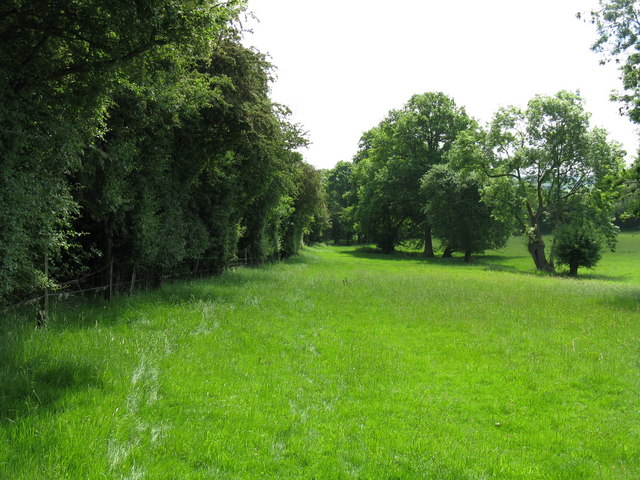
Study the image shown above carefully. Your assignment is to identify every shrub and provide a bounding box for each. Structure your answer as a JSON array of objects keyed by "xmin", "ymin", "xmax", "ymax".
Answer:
[{"xmin": 554, "ymin": 224, "xmax": 603, "ymax": 276}]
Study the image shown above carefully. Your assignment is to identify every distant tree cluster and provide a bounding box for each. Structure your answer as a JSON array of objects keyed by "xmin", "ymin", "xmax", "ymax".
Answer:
[
  {"xmin": 324, "ymin": 90, "xmax": 626, "ymax": 274},
  {"xmin": 0, "ymin": 1, "xmax": 326, "ymax": 307},
  {"xmin": 324, "ymin": 0, "xmax": 640, "ymax": 275}
]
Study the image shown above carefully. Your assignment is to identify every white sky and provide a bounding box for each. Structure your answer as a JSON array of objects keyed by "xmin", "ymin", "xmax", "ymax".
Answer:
[{"xmin": 242, "ymin": 0, "xmax": 640, "ymax": 169}]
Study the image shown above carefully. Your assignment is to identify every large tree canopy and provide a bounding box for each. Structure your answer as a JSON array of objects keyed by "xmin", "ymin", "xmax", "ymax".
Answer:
[
  {"xmin": 0, "ymin": 3, "xmax": 327, "ymax": 307},
  {"xmin": 0, "ymin": 0, "xmax": 245, "ymax": 300},
  {"xmin": 586, "ymin": 0, "xmax": 640, "ymax": 221},
  {"xmin": 450, "ymin": 91, "xmax": 625, "ymax": 272},
  {"xmin": 324, "ymin": 161, "xmax": 357, "ymax": 244},
  {"xmin": 421, "ymin": 165, "xmax": 511, "ymax": 263},
  {"xmin": 353, "ymin": 92, "xmax": 471, "ymax": 254}
]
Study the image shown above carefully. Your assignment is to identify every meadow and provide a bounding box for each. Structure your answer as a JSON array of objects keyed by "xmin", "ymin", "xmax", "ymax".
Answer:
[{"xmin": 1, "ymin": 233, "xmax": 639, "ymax": 479}]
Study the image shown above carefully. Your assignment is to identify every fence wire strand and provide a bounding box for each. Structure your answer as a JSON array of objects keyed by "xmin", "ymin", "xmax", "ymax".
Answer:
[{"xmin": 1, "ymin": 257, "xmax": 262, "ymax": 313}]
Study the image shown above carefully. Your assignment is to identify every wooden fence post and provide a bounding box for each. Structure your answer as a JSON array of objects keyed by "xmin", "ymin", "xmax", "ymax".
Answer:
[
  {"xmin": 108, "ymin": 256, "xmax": 114, "ymax": 301},
  {"xmin": 37, "ymin": 252, "xmax": 49, "ymax": 328},
  {"xmin": 130, "ymin": 267, "xmax": 136, "ymax": 295}
]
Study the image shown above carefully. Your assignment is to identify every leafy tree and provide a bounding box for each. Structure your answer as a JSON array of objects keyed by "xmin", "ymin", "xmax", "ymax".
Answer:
[
  {"xmin": 583, "ymin": 1, "xmax": 640, "ymax": 227},
  {"xmin": 585, "ymin": 0, "xmax": 640, "ymax": 124},
  {"xmin": 617, "ymin": 158, "xmax": 640, "ymax": 219},
  {"xmin": 281, "ymin": 162, "xmax": 328, "ymax": 256},
  {"xmin": 324, "ymin": 161, "xmax": 357, "ymax": 244},
  {"xmin": 352, "ymin": 117, "xmax": 404, "ymax": 252},
  {"xmin": 421, "ymin": 165, "xmax": 511, "ymax": 262},
  {"xmin": 554, "ymin": 224, "xmax": 603, "ymax": 276},
  {"xmin": 353, "ymin": 92, "xmax": 471, "ymax": 254},
  {"xmin": 236, "ymin": 101, "xmax": 311, "ymax": 263},
  {"xmin": 306, "ymin": 170, "xmax": 331, "ymax": 244},
  {"xmin": 452, "ymin": 91, "xmax": 625, "ymax": 272},
  {"xmin": 0, "ymin": 0, "xmax": 244, "ymax": 301},
  {"xmin": 396, "ymin": 93, "xmax": 473, "ymax": 255},
  {"xmin": 0, "ymin": 4, "xmax": 327, "ymax": 307},
  {"xmin": 73, "ymin": 31, "xmax": 313, "ymax": 289},
  {"xmin": 554, "ymin": 192, "xmax": 618, "ymax": 275}
]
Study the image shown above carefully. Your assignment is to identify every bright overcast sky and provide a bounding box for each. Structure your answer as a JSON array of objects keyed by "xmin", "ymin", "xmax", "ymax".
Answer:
[{"xmin": 242, "ymin": 0, "xmax": 640, "ymax": 170}]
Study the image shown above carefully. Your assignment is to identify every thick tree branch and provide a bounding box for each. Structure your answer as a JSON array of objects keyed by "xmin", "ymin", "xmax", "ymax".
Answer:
[{"xmin": 561, "ymin": 175, "xmax": 586, "ymax": 200}]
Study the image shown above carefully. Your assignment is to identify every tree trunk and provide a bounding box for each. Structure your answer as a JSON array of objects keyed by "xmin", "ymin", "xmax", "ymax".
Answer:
[
  {"xmin": 548, "ymin": 234, "xmax": 557, "ymax": 270},
  {"xmin": 193, "ymin": 256, "xmax": 200, "ymax": 278},
  {"xmin": 524, "ymin": 203, "xmax": 553, "ymax": 273},
  {"xmin": 130, "ymin": 267, "xmax": 136, "ymax": 295},
  {"xmin": 37, "ymin": 252, "xmax": 49, "ymax": 328},
  {"xmin": 569, "ymin": 263, "xmax": 578, "ymax": 276},
  {"xmin": 378, "ymin": 221, "xmax": 397, "ymax": 253},
  {"xmin": 442, "ymin": 247, "xmax": 453, "ymax": 258},
  {"xmin": 105, "ymin": 236, "xmax": 113, "ymax": 301},
  {"xmin": 464, "ymin": 250, "xmax": 472, "ymax": 263},
  {"xmin": 527, "ymin": 234, "xmax": 554, "ymax": 272},
  {"xmin": 423, "ymin": 223, "xmax": 435, "ymax": 258},
  {"xmin": 379, "ymin": 237, "xmax": 395, "ymax": 253},
  {"xmin": 108, "ymin": 256, "xmax": 113, "ymax": 301}
]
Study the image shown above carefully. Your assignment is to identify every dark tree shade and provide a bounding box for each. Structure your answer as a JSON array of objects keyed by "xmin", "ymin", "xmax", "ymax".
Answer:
[
  {"xmin": 0, "ymin": 5, "xmax": 328, "ymax": 306},
  {"xmin": 353, "ymin": 92, "xmax": 472, "ymax": 254},
  {"xmin": 324, "ymin": 161, "xmax": 356, "ymax": 245},
  {"xmin": 421, "ymin": 165, "xmax": 511, "ymax": 262}
]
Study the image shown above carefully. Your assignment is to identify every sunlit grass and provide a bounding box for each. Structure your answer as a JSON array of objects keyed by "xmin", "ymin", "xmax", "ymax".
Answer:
[
  {"xmin": 479, "ymin": 230, "xmax": 640, "ymax": 282},
  {"xmin": 1, "ymin": 234, "xmax": 639, "ymax": 478}
]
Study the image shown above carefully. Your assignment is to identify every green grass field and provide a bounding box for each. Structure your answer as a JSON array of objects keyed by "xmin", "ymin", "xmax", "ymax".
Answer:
[
  {"xmin": 478, "ymin": 230, "xmax": 640, "ymax": 283},
  {"xmin": 1, "ymin": 233, "xmax": 639, "ymax": 479}
]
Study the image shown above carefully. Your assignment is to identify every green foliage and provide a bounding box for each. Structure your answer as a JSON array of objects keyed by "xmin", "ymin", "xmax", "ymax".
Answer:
[
  {"xmin": 281, "ymin": 162, "xmax": 328, "ymax": 256},
  {"xmin": 617, "ymin": 157, "xmax": 640, "ymax": 220},
  {"xmin": 0, "ymin": 0, "xmax": 245, "ymax": 301},
  {"xmin": 583, "ymin": 1, "xmax": 640, "ymax": 227},
  {"xmin": 586, "ymin": 0, "xmax": 640, "ymax": 124},
  {"xmin": 324, "ymin": 161, "xmax": 357, "ymax": 244},
  {"xmin": 454, "ymin": 91, "xmax": 625, "ymax": 272},
  {"xmin": 554, "ymin": 224, "xmax": 603, "ymax": 275},
  {"xmin": 421, "ymin": 165, "xmax": 511, "ymax": 261},
  {"xmin": 353, "ymin": 92, "xmax": 471, "ymax": 253},
  {"xmin": 552, "ymin": 194, "xmax": 618, "ymax": 275},
  {"xmin": 0, "ymin": 4, "xmax": 327, "ymax": 305}
]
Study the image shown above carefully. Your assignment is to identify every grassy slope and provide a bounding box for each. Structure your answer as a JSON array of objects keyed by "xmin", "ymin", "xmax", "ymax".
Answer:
[{"xmin": 1, "ymin": 234, "xmax": 639, "ymax": 479}]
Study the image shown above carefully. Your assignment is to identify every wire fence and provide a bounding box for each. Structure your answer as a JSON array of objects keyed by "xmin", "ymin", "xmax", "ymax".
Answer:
[{"xmin": 1, "ymin": 255, "xmax": 264, "ymax": 317}]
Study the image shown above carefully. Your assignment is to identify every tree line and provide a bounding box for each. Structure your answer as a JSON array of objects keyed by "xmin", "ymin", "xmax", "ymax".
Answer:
[
  {"xmin": 323, "ymin": 90, "xmax": 626, "ymax": 275},
  {"xmin": 323, "ymin": 1, "xmax": 640, "ymax": 276},
  {"xmin": 3, "ymin": 0, "xmax": 639, "ymax": 310},
  {"xmin": 0, "ymin": 1, "xmax": 328, "ymax": 309},
  {"xmin": 323, "ymin": 2, "xmax": 640, "ymax": 275}
]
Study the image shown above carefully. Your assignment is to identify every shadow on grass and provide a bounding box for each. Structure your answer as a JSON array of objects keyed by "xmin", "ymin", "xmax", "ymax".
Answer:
[
  {"xmin": 0, "ymin": 252, "xmax": 320, "ymax": 424},
  {"xmin": 478, "ymin": 263, "xmax": 521, "ymax": 274},
  {"xmin": 556, "ymin": 271, "xmax": 631, "ymax": 283},
  {"xmin": 339, "ymin": 246, "xmax": 447, "ymax": 263},
  {"xmin": 603, "ymin": 290, "xmax": 640, "ymax": 311},
  {"xmin": 340, "ymin": 246, "xmax": 526, "ymax": 270},
  {"xmin": 340, "ymin": 247, "xmax": 638, "ymax": 285},
  {"xmin": 0, "ymin": 333, "xmax": 102, "ymax": 422}
]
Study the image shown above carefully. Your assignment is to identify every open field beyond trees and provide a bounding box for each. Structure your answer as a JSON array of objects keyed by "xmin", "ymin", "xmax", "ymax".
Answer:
[{"xmin": 1, "ymin": 233, "xmax": 640, "ymax": 479}]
